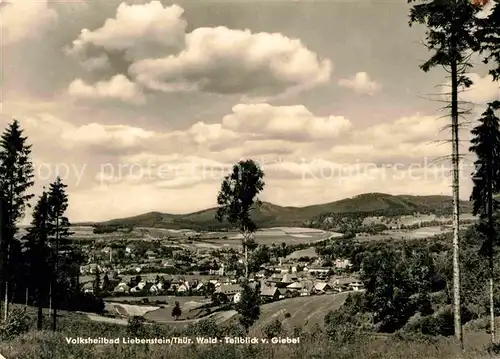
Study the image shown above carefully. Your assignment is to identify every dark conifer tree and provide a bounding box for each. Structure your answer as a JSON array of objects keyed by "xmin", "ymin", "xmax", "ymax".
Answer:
[
  {"xmin": 0, "ymin": 120, "xmax": 35, "ymax": 320},
  {"xmin": 470, "ymin": 103, "xmax": 500, "ymax": 343},
  {"xmin": 26, "ymin": 191, "xmax": 51, "ymax": 330}
]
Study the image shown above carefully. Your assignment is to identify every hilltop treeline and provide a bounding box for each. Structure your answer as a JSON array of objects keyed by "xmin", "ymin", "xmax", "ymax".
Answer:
[{"xmin": 92, "ymin": 224, "xmax": 134, "ymax": 234}]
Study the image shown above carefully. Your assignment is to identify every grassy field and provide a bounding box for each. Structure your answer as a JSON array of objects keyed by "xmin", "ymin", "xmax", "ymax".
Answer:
[
  {"xmin": 1, "ymin": 312, "xmax": 497, "ymax": 359},
  {"xmin": 1, "ymin": 300, "xmax": 498, "ymax": 359},
  {"xmin": 249, "ymin": 292, "xmax": 350, "ymax": 332},
  {"xmin": 355, "ymin": 225, "xmax": 462, "ymax": 242},
  {"xmin": 94, "ymin": 293, "xmax": 349, "ymax": 329},
  {"xmin": 196, "ymin": 228, "xmax": 337, "ymax": 248}
]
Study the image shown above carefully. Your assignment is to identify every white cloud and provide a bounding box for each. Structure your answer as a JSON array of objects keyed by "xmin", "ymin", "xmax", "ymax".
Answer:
[
  {"xmin": 67, "ymin": 1, "xmax": 187, "ymax": 62},
  {"xmin": 356, "ymin": 114, "xmax": 447, "ymax": 145},
  {"xmin": 18, "ymin": 114, "xmax": 155, "ymax": 152},
  {"xmin": 68, "ymin": 75, "xmax": 146, "ymax": 104},
  {"xmin": 4, "ymin": 104, "xmax": 475, "ymax": 222},
  {"xmin": 220, "ymin": 103, "xmax": 352, "ymax": 141},
  {"xmin": 68, "ymin": 2, "xmax": 332, "ymax": 98},
  {"xmin": 80, "ymin": 55, "xmax": 111, "ymax": 72},
  {"xmin": 129, "ymin": 26, "xmax": 332, "ymax": 97},
  {"xmin": 338, "ymin": 72, "xmax": 381, "ymax": 95},
  {"xmin": 441, "ymin": 73, "xmax": 499, "ymax": 105},
  {"xmin": 462, "ymin": 73, "xmax": 500, "ymax": 104},
  {"xmin": 1, "ymin": 0, "xmax": 58, "ymax": 45}
]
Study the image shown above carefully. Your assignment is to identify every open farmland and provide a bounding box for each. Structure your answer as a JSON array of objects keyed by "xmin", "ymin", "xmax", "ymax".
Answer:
[
  {"xmin": 210, "ymin": 292, "xmax": 351, "ymax": 332},
  {"xmin": 356, "ymin": 223, "xmax": 474, "ymax": 241},
  {"xmin": 93, "ymin": 292, "xmax": 350, "ymax": 329},
  {"xmin": 196, "ymin": 227, "xmax": 340, "ymax": 248},
  {"xmin": 286, "ymin": 246, "xmax": 318, "ymax": 260},
  {"xmin": 105, "ymin": 302, "xmax": 160, "ymax": 317}
]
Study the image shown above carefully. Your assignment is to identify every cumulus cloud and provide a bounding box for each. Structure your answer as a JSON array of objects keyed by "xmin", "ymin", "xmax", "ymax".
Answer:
[
  {"xmin": 338, "ymin": 72, "xmax": 381, "ymax": 95},
  {"xmin": 129, "ymin": 26, "xmax": 332, "ymax": 97},
  {"xmin": 356, "ymin": 114, "xmax": 447, "ymax": 145},
  {"xmin": 461, "ymin": 73, "xmax": 500, "ymax": 104},
  {"xmin": 5, "ymin": 103, "xmax": 474, "ymax": 222},
  {"xmin": 221, "ymin": 103, "xmax": 352, "ymax": 141},
  {"xmin": 1, "ymin": 0, "xmax": 58, "ymax": 45},
  {"xmin": 19, "ymin": 114, "xmax": 155, "ymax": 152},
  {"xmin": 68, "ymin": 74, "xmax": 146, "ymax": 104},
  {"xmin": 67, "ymin": 1, "xmax": 187, "ymax": 62},
  {"xmin": 441, "ymin": 73, "xmax": 499, "ymax": 105},
  {"xmin": 67, "ymin": 2, "xmax": 332, "ymax": 98}
]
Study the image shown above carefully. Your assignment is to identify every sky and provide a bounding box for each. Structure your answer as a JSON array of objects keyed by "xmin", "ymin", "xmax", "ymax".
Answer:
[{"xmin": 1, "ymin": 0, "xmax": 499, "ymax": 223}]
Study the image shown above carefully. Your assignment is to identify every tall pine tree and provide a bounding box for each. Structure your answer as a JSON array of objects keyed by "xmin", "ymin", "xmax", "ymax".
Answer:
[
  {"xmin": 470, "ymin": 103, "xmax": 500, "ymax": 343},
  {"xmin": 47, "ymin": 177, "xmax": 73, "ymax": 331},
  {"xmin": 26, "ymin": 191, "xmax": 51, "ymax": 330},
  {"xmin": 0, "ymin": 119, "xmax": 35, "ymax": 320},
  {"xmin": 408, "ymin": 0, "xmax": 481, "ymax": 347}
]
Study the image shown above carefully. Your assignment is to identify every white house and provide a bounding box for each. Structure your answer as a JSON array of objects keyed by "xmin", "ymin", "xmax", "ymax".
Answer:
[
  {"xmin": 305, "ymin": 266, "xmax": 331, "ymax": 275},
  {"xmin": 82, "ymin": 282, "xmax": 93, "ymax": 294},
  {"xmin": 335, "ymin": 259, "xmax": 352, "ymax": 269},
  {"xmin": 195, "ymin": 282, "xmax": 204, "ymax": 292},
  {"xmin": 113, "ymin": 282, "xmax": 130, "ymax": 293},
  {"xmin": 287, "ymin": 282, "xmax": 303, "ymax": 291},
  {"xmin": 349, "ymin": 281, "xmax": 364, "ymax": 292},
  {"xmin": 218, "ymin": 264, "xmax": 225, "ymax": 276},
  {"xmin": 299, "ymin": 288, "xmax": 311, "ymax": 296},
  {"xmin": 233, "ymin": 292, "xmax": 242, "ymax": 303},
  {"xmin": 215, "ymin": 284, "xmax": 242, "ymax": 301},
  {"xmin": 125, "ymin": 246, "xmax": 135, "ymax": 254},
  {"xmin": 314, "ymin": 282, "xmax": 332, "ymax": 293}
]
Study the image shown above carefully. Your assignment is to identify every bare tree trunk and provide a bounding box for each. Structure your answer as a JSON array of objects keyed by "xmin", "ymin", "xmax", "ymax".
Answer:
[
  {"xmin": 490, "ymin": 275, "xmax": 496, "ymax": 343},
  {"xmin": 0, "ymin": 198, "xmax": 3, "ymax": 321},
  {"xmin": 4, "ymin": 245, "xmax": 9, "ymax": 321},
  {"xmin": 451, "ymin": 46, "xmax": 463, "ymax": 349},
  {"xmin": 49, "ymin": 281, "xmax": 52, "ymax": 312},
  {"xmin": 25, "ymin": 287, "xmax": 28, "ymax": 307},
  {"xmin": 243, "ymin": 233, "xmax": 248, "ymax": 279},
  {"xmin": 3, "ymin": 278, "xmax": 8, "ymax": 320},
  {"xmin": 488, "ymin": 155, "xmax": 496, "ymax": 343},
  {"xmin": 52, "ymin": 216, "xmax": 59, "ymax": 332}
]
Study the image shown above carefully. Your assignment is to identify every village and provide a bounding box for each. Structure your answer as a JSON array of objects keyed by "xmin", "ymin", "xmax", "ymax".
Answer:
[{"xmin": 77, "ymin": 231, "xmax": 364, "ymax": 308}]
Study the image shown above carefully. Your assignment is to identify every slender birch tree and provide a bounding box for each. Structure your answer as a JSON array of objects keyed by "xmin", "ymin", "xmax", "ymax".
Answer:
[{"xmin": 216, "ymin": 159, "xmax": 265, "ymax": 278}]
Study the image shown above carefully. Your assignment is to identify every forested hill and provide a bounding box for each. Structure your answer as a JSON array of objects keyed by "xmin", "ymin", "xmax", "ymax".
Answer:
[{"xmin": 77, "ymin": 193, "xmax": 473, "ymax": 230}]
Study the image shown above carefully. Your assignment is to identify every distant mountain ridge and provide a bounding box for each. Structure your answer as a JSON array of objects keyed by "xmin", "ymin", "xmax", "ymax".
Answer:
[{"xmin": 77, "ymin": 193, "xmax": 473, "ymax": 230}]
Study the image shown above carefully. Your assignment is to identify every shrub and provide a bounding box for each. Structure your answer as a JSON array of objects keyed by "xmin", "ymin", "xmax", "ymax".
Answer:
[
  {"xmin": 127, "ymin": 316, "xmax": 146, "ymax": 337},
  {"xmin": 0, "ymin": 308, "xmax": 31, "ymax": 340},
  {"xmin": 263, "ymin": 319, "xmax": 283, "ymax": 339}
]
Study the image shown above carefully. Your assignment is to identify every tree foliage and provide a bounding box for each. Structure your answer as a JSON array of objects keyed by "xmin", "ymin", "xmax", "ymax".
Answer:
[
  {"xmin": 0, "ymin": 120, "xmax": 35, "ymax": 318},
  {"xmin": 216, "ymin": 159, "xmax": 265, "ymax": 277},
  {"xmin": 236, "ymin": 280, "xmax": 261, "ymax": 333},
  {"xmin": 172, "ymin": 301, "xmax": 182, "ymax": 320},
  {"xmin": 470, "ymin": 104, "xmax": 500, "ymax": 219}
]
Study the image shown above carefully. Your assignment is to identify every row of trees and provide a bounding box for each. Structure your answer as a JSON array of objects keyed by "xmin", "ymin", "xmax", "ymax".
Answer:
[
  {"xmin": 0, "ymin": 120, "xmax": 92, "ymax": 332},
  {"xmin": 408, "ymin": 0, "xmax": 500, "ymax": 348}
]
